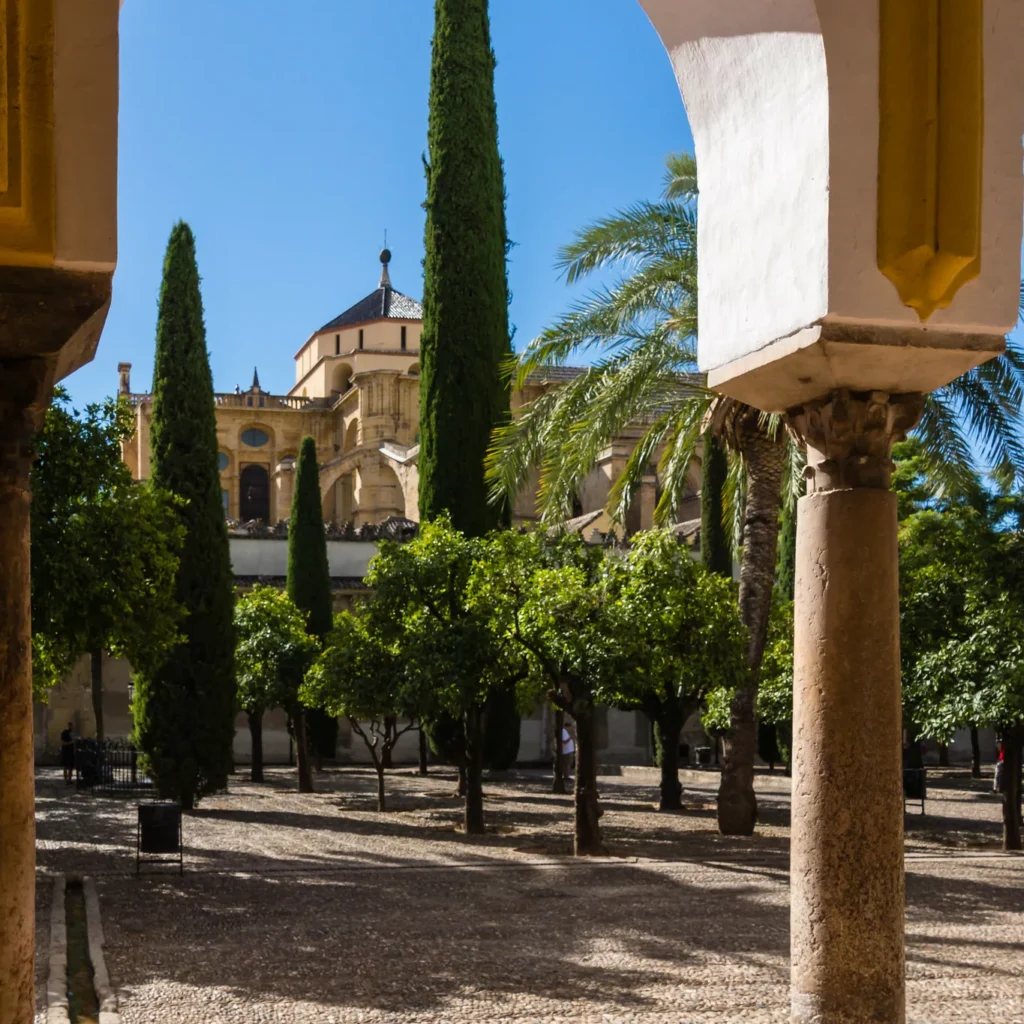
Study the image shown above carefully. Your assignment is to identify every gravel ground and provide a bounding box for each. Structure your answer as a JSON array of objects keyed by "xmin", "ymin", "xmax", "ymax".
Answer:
[{"xmin": 33, "ymin": 764, "xmax": 1024, "ymax": 1023}]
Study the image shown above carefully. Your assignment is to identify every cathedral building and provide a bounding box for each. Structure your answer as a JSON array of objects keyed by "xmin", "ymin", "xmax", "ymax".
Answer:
[{"xmin": 119, "ymin": 249, "xmax": 701, "ymax": 534}]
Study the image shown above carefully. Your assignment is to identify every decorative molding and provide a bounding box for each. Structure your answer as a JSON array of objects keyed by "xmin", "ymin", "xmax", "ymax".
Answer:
[
  {"xmin": 878, "ymin": 0, "xmax": 984, "ymax": 321},
  {"xmin": 0, "ymin": 0, "xmax": 55, "ymax": 267},
  {"xmin": 787, "ymin": 389, "xmax": 924, "ymax": 492}
]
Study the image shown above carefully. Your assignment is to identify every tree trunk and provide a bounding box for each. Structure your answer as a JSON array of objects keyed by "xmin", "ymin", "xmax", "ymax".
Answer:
[
  {"xmin": 1002, "ymin": 725, "xmax": 1023, "ymax": 853},
  {"xmin": 970, "ymin": 726, "xmax": 981, "ymax": 778},
  {"xmin": 938, "ymin": 742, "xmax": 950, "ymax": 768},
  {"xmin": 90, "ymin": 647, "xmax": 104, "ymax": 742},
  {"xmin": 382, "ymin": 716, "xmax": 396, "ymax": 769},
  {"xmin": 464, "ymin": 705, "xmax": 485, "ymax": 834},
  {"xmin": 418, "ymin": 726, "xmax": 429, "ymax": 775},
  {"xmin": 655, "ymin": 705, "xmax": 683, "ymax": 811},
  {"xmin": 552, "ymin": 707, "xmax": 567, "ymax": 795},
  {"xmin": 456, "ymin": 761, "xmax": 467, "ymax": 797},
  {"xmin": 295, "ymin": 709, "xmax": 314, "ymax": 793},
  {"xmin": 573, "ymin": 700, "xmax": 603, "ymax": 855},
  {"xmin": 717, "ymin": 412, "xmax": 785, "ymax": 836},
  {"xmin": 375, "ymin": 763, "xmax": 387, "ymax": 812},
  {"xmin": 248, "ymin": 711, "xmax": 264, "ymax": 783}
]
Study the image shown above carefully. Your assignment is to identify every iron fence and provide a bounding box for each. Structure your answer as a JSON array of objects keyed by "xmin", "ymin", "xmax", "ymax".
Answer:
[{"xmin": 74, "ymin": 738, "xmax": 153, "ymax": 795}]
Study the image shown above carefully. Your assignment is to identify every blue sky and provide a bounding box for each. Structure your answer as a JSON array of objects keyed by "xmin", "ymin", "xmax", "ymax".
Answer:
[{"xmin": 65, "ymin": 0, "xmax": 693, "ymax": 407}]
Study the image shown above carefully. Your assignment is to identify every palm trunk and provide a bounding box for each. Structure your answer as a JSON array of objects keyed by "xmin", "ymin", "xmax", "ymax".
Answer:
[
  {"xmin": 718, "ymin": 414, "xmax": 785, "ymax": 836},
  {"xmin": 464, "ymin": 705, "xmax": 485, "ymax": 834},
  {"xmin": 90, "ymin": 648, "xmax": 104, "ymax": 742},
  {"xmin": 248, "ymin": 711, "xmax": 264, "ymax": 783},
  {"xmin": 655, "ymin": 704, "xmax": 683, "ymax": 811},
  {"xmin": 1003, "ymin": 725, "xmax": 1023, "ymax": 852},
  {"xmin": 552, "ymin": 707, "xmax": 567, "ymax": 795},
  {"xmin": 970, "ymin": 726, "xmax": 981, "ymax": 778},
  {"xmin": 573, "ymin": 699, "xmax": 603, "ymax": 855},
  {"xmin": 418, "ymin": 726, "xmax": 429, "ymax": 775},
  {"xmin": 295, "ymin": 709, "xmax": 314, "ymax": 793}
]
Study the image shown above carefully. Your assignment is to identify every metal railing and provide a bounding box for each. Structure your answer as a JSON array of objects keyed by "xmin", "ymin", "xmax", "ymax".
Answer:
[{"xmin": 74, "ymin": 738, "xmax": 153, "ymax": 795}]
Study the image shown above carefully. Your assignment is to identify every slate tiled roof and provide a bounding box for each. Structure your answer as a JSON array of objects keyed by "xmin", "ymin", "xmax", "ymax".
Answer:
[{"xmin": 318, "ymin": 287, "xmax": 423, "ymax": 333}]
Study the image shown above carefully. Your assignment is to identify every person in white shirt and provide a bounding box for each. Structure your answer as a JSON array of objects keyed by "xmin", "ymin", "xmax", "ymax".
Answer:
[{"xmin": 560, "ymin": 725, "xmax": 576, "ymax": 779}]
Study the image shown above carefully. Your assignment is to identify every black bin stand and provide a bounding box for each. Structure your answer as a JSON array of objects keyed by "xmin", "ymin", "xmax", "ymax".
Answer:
[{"xmin": 137, "ymin": 802, "xmax": 183, "ymax": 875}]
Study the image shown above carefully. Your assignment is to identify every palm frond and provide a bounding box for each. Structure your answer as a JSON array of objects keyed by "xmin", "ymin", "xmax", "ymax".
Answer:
[
  {"xmin": 556, "ymin": 201, "xmax": 696, "ymax": 285},
  {"xmin": 663, "ymin": 152, "xmax": 698, "ymax": 202}
]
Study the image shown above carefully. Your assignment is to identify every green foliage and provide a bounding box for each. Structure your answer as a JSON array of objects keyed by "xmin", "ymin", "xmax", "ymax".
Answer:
[
  {"xmin": 134, "ymin": 222, "xmax": 236, "ymax": 808},
  {"xmin": 700, "ymin": 430, "xmax": 732, "ymax": 577},
  {"xmin": 303, "ymin": 611, "xmax": 408, "ymax": 724},
  {"xmin": 775, "ymin": 502, "xmax": 796, "ymax": 601},
  {"xmin": 419, "ymin": 0, "xmax": 511, "ymax": 537},
  {"xmin": 30, "ymin": 388, "xmax": 185, "ymax": 701},
  {"xmin": 611, "ymin": 531, "xmax": 747, "ymax": 712},
  {"xmin": 235, "ymin": 586, "xmax": 317, "ymax": 717},
  {"xmin": 755, "ymin": 600, "xmax": 794, "ymax": 727},
  {"xmin": 287, "ymin": 436, "xmax": 333, "ymax": 641},
  {"xmin": 897, "ymin": 465, "xmax": 1024, "ymax": 740},
  {"xmin": 303, "ymin": 609, "xmax": 422, "ymax": 805}
]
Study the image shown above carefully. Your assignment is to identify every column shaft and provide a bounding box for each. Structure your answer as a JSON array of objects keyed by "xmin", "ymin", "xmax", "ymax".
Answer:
[
  {"xmin": 0, "ymin": 408, "xmax": 36, "ymax": 1024},
  {"xmin": 791, "ymin": 488, "xmax": 905, "ymax": 1024}
]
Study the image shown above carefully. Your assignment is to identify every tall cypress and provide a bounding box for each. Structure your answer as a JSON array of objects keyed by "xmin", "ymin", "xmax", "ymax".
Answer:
[
  {"xmin": 287, "ymin": 436, "xmax": 333, "ymax": 792},
  {"xmin": 419, "ymin": 0, "xmax": 511, "ymax": 537},
  {"xmin": 135, "ymin": 222, "xmax": 236, "ymax": 810},
  {"xmin": 701, "ymin": 430, "xmax": 732, "ymax": 578},
  {"xmin": 776, "ymin": 500, "xmax": 797, "ymax": 601}
]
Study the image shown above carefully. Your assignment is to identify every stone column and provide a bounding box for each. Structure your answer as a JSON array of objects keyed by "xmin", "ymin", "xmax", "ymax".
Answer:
[
  {"xmin": 0, "ymin": 360, "xmax": 48, "ymax": 1024},
  {"xmin": 787, "ymin": 390, "xmax": 922, "ymax": 1024}
]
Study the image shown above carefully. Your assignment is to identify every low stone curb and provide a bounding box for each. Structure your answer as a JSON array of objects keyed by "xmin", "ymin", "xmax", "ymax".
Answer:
[
  {"xmin": 45, "ymin": 874, "xmax": 121, "ymax": 1024},
  {"xmin": 83, "ymin": 876, "xmax": 121, "ymax": 1023},
  {"xmin": 46, "ymin": 874, "xmax": 69, "ymax": 1024}
]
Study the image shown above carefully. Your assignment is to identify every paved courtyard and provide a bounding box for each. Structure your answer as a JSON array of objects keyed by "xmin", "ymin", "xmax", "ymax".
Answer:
[{"xmin": 34, "ymin": 764, "xmax": 1024, "ymax": 1024}]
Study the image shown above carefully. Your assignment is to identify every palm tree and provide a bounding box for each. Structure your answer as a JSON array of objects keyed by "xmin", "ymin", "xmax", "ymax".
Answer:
[{"xmin": 487, "ymin": 152, "xmax": 1024, "ymax": 836}]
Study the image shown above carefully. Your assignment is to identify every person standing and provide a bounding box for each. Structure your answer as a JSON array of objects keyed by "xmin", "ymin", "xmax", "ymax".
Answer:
[
  {"xmin": 560, "ymin": 724, "xmax": 576, "ymax": 780},
  {"xmin": 60, "ymin": 721, "xmax": 75, "ymax": 785},
  {"xmin": 994, "ymin": 739, "xmax": 1005, "ymax": 795}
]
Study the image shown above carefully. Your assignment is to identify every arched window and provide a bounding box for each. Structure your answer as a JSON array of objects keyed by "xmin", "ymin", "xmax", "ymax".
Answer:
[
  {"xmin": 218, "ymin": 452, "xmax": 230, "ymax": 471},
  {"xmin": 241, "ymin": 428, "xmax": 269, "ymax": 448},
  {"xmin": 239, "ymin": 465, "xmax": 270, "ymax": 523}
]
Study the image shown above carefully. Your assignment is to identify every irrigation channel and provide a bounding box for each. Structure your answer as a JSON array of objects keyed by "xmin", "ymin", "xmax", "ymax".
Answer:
[{"xmin": 65, "ymin": 880, "xmax": 99, "ymax": 1023}]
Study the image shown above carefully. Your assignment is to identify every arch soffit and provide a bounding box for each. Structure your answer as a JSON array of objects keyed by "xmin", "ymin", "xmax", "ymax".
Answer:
[{"xmin": 639, "ymin": 0, "xmax": 828, "ymax": 368}]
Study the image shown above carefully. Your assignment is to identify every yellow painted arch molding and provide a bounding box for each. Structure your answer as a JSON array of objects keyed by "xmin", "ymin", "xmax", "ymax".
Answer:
[{"xmin": 877, "ymin": 0, "xmax": 984, "ymax": 321}]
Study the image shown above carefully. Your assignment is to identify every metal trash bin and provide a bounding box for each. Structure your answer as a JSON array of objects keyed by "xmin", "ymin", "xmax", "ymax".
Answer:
[{"xmin": 136, "ymin": 802, "xmax": 183, "ymax": 875}]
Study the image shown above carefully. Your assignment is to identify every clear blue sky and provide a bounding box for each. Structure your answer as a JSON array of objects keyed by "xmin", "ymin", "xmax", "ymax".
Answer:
[{"xmin": 65, "ymin": 0, "xmax": 693, "ymax": 406}]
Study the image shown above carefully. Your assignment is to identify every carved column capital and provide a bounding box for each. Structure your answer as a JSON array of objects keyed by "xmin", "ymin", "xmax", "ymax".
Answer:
[{"xmin": 787, "ymin": 389, "xmax": 923, "ymax": 492}]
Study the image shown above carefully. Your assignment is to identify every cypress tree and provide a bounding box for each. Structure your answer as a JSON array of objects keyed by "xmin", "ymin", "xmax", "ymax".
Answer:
[
  {"xmin": 287, "ymin": 436, "xmax": 333, "ymax": 792},
  {"xmin": 700, "ymin": 430, "xmax": 732, "ymax": 578},
  {"xmin": 419, "ymin": 0, "xmax": 511, "ymax": 537},
  {"xmin": 134, "ymin": 222, "xmax": 236, "ymax": 811},
  {"xmin": 776, "ymin": 500, "xmax": 797, "ymax": 601}
]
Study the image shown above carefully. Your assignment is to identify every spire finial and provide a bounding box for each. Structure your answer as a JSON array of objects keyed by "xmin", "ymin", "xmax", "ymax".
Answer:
[
  {"xmin": 252, "ymin": 366, "xmax": 261, "ymax": 391},
  {"xmin": 379, "ymin": 241, "xmax": 392, "ymax": 289}
]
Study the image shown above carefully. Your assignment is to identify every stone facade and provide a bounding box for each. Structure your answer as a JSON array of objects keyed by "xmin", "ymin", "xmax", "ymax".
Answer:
[{"xmin": 119, "ymin": 251, "xmax": 700, "ymax": 532}]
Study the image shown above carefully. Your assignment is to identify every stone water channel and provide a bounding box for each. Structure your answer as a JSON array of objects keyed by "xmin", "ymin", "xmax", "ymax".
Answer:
[{"xmin": 48, "ymin": 875, "xmax": 118, "ymax": 1024}]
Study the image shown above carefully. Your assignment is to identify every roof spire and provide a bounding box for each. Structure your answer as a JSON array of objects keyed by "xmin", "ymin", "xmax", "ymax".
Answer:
[
  {"xmin": 252, "ymin": 366, "xmax": 261, "ymax": 390},
  {"xmin": 379, "ymin": 241, "xmax": 392, "ymax": 289}
]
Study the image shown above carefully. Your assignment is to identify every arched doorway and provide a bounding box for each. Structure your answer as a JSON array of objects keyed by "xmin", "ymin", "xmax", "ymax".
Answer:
[{"xmin": 240, "ymin": 465, "xmax": 270, "ymax": 523}]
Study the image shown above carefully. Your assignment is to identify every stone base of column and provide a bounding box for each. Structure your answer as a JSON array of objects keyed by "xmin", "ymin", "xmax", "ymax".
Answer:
[{"xmin": 790, "ymin": 487, "xmax": 905, "ymax": 1024}]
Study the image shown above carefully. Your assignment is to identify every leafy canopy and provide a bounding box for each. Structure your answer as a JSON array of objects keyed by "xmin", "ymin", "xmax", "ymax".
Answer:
[
  {"xmin": 235, "ymin": 586, "xmax": 318, "ymax": 717},
  {"xmin": 31, "ymin": 387, "xmax": 184, "ymax": 698}
]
